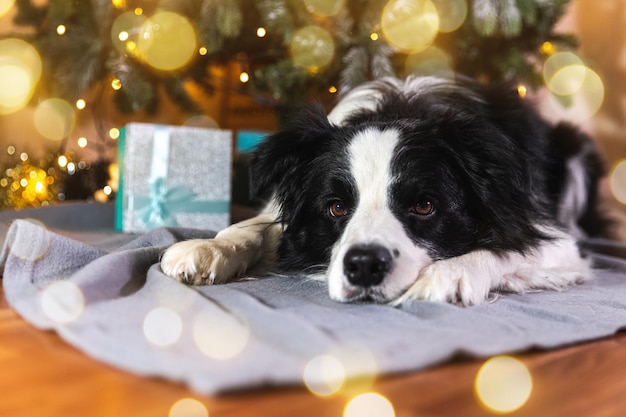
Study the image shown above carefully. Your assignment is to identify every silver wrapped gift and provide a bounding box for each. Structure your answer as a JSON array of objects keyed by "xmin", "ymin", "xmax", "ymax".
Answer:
[{"xmin": 115, "ymin": 123, "xmax": 232, "ymax": 233}]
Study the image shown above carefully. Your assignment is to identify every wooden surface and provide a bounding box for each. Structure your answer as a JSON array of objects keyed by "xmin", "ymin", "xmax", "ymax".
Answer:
[{"xmin": 1, "ymin": 285, "xmax": 625, "ymax": 417}]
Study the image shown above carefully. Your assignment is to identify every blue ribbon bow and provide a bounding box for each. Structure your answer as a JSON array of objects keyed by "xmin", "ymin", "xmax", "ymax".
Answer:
[{"xmin": 136, "ymin": 177, "xmax": 196, "ymax": 229}]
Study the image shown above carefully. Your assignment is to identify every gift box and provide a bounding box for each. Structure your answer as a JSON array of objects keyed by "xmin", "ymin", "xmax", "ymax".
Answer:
[{"xmin": 115, "ymin": 123, "xmax": 232, "ymax": 233}]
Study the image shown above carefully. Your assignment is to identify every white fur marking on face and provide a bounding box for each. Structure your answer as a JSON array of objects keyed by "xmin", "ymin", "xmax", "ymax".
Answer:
[{"xmin": 326, "ymin": 127, "xmax": 432, "ymax": 302}]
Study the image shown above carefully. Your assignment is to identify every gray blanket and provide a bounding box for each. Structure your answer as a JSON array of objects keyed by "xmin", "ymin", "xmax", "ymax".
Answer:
[{"xmin": 2, "ymin": 203, "xmax": 626, "ymax": 394}]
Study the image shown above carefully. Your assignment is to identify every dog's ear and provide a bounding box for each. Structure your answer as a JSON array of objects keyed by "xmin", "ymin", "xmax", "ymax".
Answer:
[{"xmin": 250, "ymin": 104, "xmax": 334, "ymax": 203}]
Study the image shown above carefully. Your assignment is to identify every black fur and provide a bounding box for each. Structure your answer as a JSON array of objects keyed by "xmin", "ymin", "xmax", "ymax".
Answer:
[{"xmin": 250, "ymin": 77, "xmax": 608, "ymax": 273}]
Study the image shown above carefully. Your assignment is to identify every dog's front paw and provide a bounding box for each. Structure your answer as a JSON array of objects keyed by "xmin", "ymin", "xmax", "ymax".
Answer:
[
  {"xmin": 394, "ymin": 258, "xmax": 491, "ymax": 306},
  {"xmin": 160, "ymin": 239, "xmax": 247, "ymax": 285}
]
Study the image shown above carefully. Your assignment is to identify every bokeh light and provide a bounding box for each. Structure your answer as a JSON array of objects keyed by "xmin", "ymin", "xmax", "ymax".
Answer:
[
  {"xmin": 137, "ymin": 11, "xmax": 197, "ymax": 71},
  {"xmin": 0, "ymin": 0, "xmax": 15, "ymax": 17},
  {"xmin": 544, "ymin": 66, "xmax": 604, "ymax": 121},
  {"xmin": 192, "ymin": 311, "xmax": 249, "ymax": 360},
  {"xmin": 344, "ymin": 392, "xmax": 395, "ymax": 417},
  {"xmin": 381, "ymin": 0, "xmax": 439, "ymax": 53},
  {"xmin": 143, "ymin": 307, "xmax": 183, "ymax": 347},
  {"xmin": 304, "ymin": 0, "xmax": 346, "ymax": 17},
  {"xmin": 169, "ymin": 398, "xmax": 209, "ymax": 417},
  {"xmin": 75, "ymin": 98, "xmax": 86, "ymax": 109},
  {"xmin": 77, "ymin": 137, "xmax": 88, "ymax": 148},
  {"xmin": 56, "ymin": 24, "xmax": 66, "ymax": 35},
  {"xmin": 111, "ymin": 11, "xmax": 147, "ymax": 55},
  {"xmin": 475, "ymin": 356, "xmax": 533, "ymax": 414},
  {"xmin": 0, "ymin": 38, "xmax": 42, "ymax": 115},
  {"xmin": 41, "ymin": 281, "xmax": 85, "ymax": 324},
  {"xmin": 7, "ymin": 218, "xmax": 50, "ymax": 261},
  {"xmin": 290, "ymin": 25, "xmax": 335, "ymax": 71},
  {"xmin": 303, "ymin": 355, "xmax": 346, "ymax": 397},
  {"xmin": 610, "ymin": 159, "xmax": 626, "ymax": 204},
  {"xmin": 432, "ymin": 0, "xmax": 467, "ymax": 32},
  {"xmin": 109, "ymin": 127, "xmax": 120, "ymax": 139},
  {"xmin": 405, "ymin": 46, "xmax": 453, "ymax": 78},
  {"xmin": 34, "ymin": 98, "xmax": 76, "ymax": 141},
  {"xmin": 543, "ymin": 52, "xmax": 584, "ymax": 94},
  {"xmin": 256, "ymin": 27, "xmax": 267, "ymax": 38}
]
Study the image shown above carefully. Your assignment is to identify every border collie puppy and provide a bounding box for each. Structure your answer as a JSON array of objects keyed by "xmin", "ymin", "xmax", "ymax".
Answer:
[{"xmin": 161, "ymin": 76, "xmax": 608, "ymax": 306}]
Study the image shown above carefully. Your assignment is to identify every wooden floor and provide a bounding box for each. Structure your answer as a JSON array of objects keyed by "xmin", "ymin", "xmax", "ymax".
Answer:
[{"xmin": 1, "ymin": 286, "xmax": 625, "ymax": 417}]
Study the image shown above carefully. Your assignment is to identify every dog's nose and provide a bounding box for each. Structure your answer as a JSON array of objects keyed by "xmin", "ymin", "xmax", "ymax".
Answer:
[{"xmin": 343, "ymin": 244, "xmax": 393, "ymax": 287}]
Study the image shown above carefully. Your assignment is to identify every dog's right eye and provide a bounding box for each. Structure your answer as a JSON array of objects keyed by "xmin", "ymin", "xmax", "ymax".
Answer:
[{"xmin": 328, "ymin": 200, "xmax": 349, "ymax": 218}]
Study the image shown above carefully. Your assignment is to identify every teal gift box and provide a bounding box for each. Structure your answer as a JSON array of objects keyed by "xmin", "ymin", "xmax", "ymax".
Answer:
[{"xmin": 115, "ymin": 123, "xmax": 232, "ymax": 233}]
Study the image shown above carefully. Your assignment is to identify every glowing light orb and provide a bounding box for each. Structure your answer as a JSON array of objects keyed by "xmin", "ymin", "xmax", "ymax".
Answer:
[
  {"xmin": 405, "ymin": 46, "xmax": 453, "ymax": 78},
  {"xmin": 41, "ymin": 281, "xmax": 85, "ymax": 324},
  {"xmin": 517, "ymin": 84, "xmax": 527, "ymax": 98},
  {"xmin": 7, "ymin": 219, "xmax": 50, "ymax": 261},
  {"xmin": 381, "ymin": 0, "xmax": 439, "ymax": 53},
  {"xmin": 0, "ymin": 0, "xmax": 15, "ymax": 17},
  {"xmin": 475, "ymin": 356, "xmax": 533, "ymax": 414},
  {"xmin": 111, "ymin": 78, "xmax": 122, "ymax": 90},
  {"xmin": 0, "ymin": 38, "xmax": 42, "ymax": 114},
  {"xmin": 239, "ymin": 71, "xmax": 250, "ymax": 83},
  {"xmin": 109, "ymin": 127, "xmax": 120, "ymax": 139},
  {"xmin": 432, "ymin": 0, "xmax": 467, "ymax": 32},
  {"xmin": 169, "ymin": 398, "xmax": 209, "ymax": 417},
  {"xmin": 610, "ymin": 159, "xmax": 626, "ymax": 205},
  {"xmin": 256, "ymin": 27, "xmax": 267, "ymax": 38},
  {"xmin": 56, "ymin": 25, "xmax": 66, "ymax": 35},
  {"xmin": 111, "ymin": 11, "xmax": 147, "ymax": 55},
  {"xmin": 344, "ymin": 393, "xmax": 395, "ymax": 417},
  {"xmin": 290, "ymin": 25, "xmax": 335, "ymax": 71},
  {"xmin": 304, "ymin": 0, "xmax": 345, "ymax": 16},
  {"xmin": 192, "ymin": 312, "xmax": 249, "ymax": 360},
  {"xmin": 543, "ymin": 52, "xmax": 583, "ymax": 93},
  {"xmin": 303, "ymin": 355, "xmax": 346, "ymax": 397},
  {"xmin": 544, "ymin": 66, "xmax": 604, "ymax": 121},
  {"xmin": 138, "ymin": 11, "xmax": 197, "ymax": 71},
  {"xmin": 34, "ymin": 98, "xmax": 76, "ymax": 141},
  {"xmin": 143, "ymin": 307, "xmax": 183, "ymax": 346},
  {"xmin": 77, "ymin": 137, "xmax": 88, "ymax": 148}
]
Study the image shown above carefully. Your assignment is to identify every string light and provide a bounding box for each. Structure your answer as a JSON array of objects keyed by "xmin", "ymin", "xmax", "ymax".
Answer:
[
  {"xmin": 370, "ymin": 32, "xmax": 379, "ymax": 41},
  {"xmin": 111, "ymin": 78, "xmax": 122, "ymax": 90},
  {"xmin": 329, "ymin": 85, "xmax": 338, "ymax": 94},
  {"xmin": 256, "ymin": 27, "xmax": 267, "ymax": 38},
  {"xmin": 517, "ymin": 84, "xmax": 527, "ymax": 98},
  {"xmin": 109, "ymin": 128, "xmax": 120, "ymax": 139},
  {"xmin": 77, "ymin": 137, "xmax": 88, "ymax": 148},
  {"xmin": 134, "ymin": 7, "xmax": 143, "ymax": 16},
  {"xmin": 541, "ymin": 41, "xmax": 556, "ymax": 55},
  {"xmin": 239, "ymin": 71, "xmax": 250, "ymax": 83},
  {"xmin": 56, "ymin": 25, "xmax": 66, "ymax": 35},
  {"xmin": 199, "ymin": 46, "xmax": 208, "ymax": 56},
  {"xmin": 75, "ymin": 99, "xmax": 86, "ymax": 109}
]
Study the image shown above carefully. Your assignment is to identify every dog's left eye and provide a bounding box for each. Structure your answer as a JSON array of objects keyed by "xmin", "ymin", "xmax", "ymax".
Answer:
[
  {"xmin": 328, "ymin": 200, "xmax": 349, "ymax": 218},
  {"xmin": 412, "ymin": 200, "xmax": 434, "ymax": 216}
]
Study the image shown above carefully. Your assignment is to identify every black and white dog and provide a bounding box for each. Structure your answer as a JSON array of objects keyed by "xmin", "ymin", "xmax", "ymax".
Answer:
[{"xmin": 161, "ymin": 76, "xmax": 608, "ymax": 306}]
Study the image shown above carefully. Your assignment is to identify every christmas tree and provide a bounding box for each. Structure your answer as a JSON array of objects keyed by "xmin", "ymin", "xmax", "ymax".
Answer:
[
  {"xmin": 5, "ymin": 0, "xmax": 576, "ymax": 114},
  {"xmin": 0, "ymin": 0, "xmax": 594, "ymax": 208}
]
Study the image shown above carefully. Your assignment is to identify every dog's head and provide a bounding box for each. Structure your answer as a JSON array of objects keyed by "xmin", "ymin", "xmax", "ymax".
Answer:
[{"xmin": 251, "ymin": 76, "xmax": 549, "ymax": 303}]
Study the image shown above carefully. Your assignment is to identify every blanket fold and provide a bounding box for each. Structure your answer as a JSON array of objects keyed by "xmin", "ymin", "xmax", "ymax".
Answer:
[{"xmin": 2, "ymin": 218, "xmax": 626, "ymax": 394}]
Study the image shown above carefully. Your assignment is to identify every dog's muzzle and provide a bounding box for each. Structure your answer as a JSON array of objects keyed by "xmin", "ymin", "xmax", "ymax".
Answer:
[{"xmin": 343, "ymin": 244, "xmax": 393, "ymax": 287}]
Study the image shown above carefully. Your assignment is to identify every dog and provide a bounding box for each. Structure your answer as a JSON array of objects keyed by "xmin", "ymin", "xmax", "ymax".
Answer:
[{"xmin": 161, "ymin": 75, "xmax": 609, "ymax": 306}]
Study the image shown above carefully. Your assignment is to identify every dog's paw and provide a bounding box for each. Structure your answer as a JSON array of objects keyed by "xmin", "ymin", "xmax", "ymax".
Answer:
[
  {"xmin": 393, "ymin": 258, "xmax": 491, "ymax": 306},
  {"xmin": 160, "ymin": 239, "xmax": 247, "ymax": 285}
]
